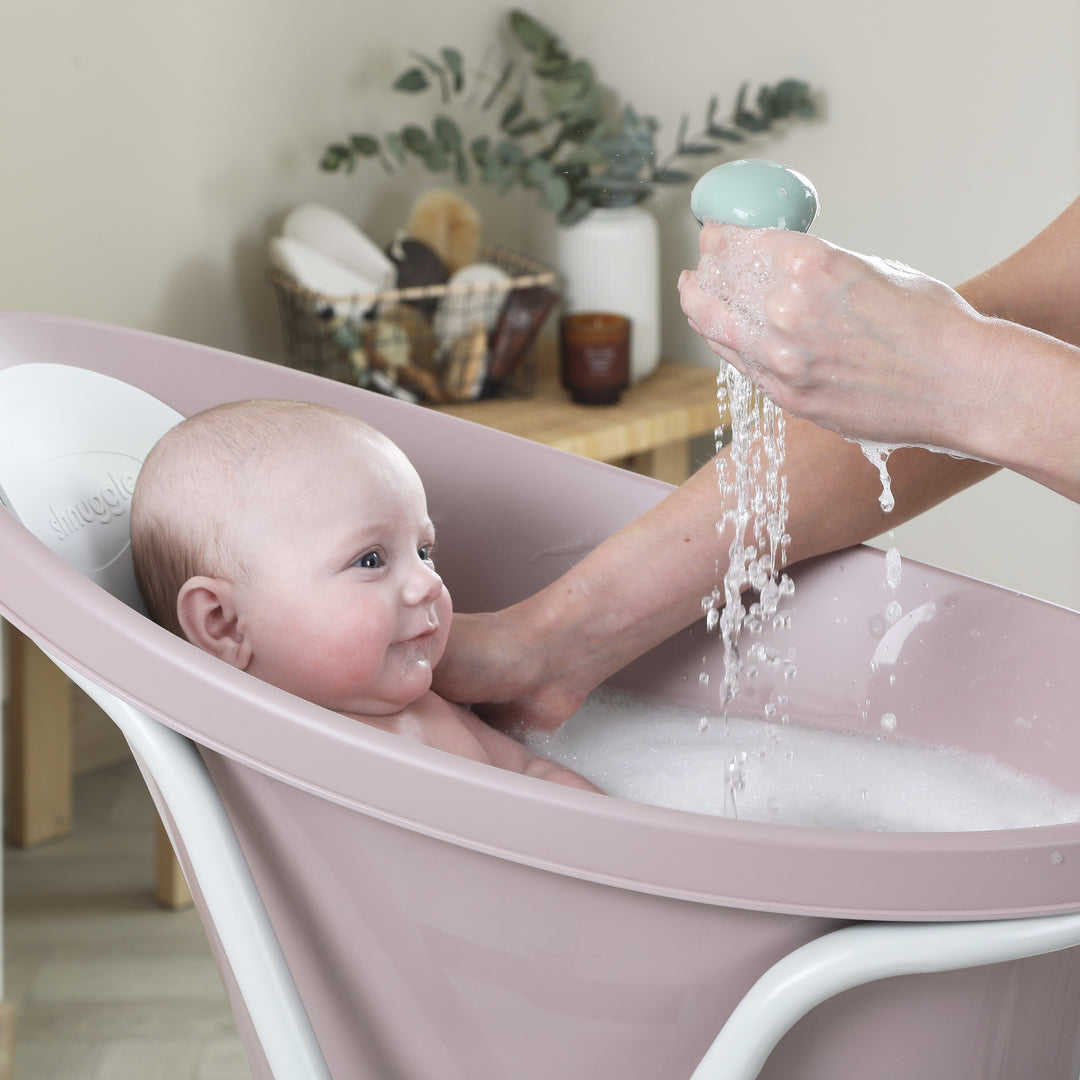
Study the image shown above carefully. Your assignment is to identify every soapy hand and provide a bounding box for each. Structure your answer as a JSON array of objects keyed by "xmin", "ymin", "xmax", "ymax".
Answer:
[{"xmin": 678, "ymin": 224, "xmax": 999, "ymax": 453}]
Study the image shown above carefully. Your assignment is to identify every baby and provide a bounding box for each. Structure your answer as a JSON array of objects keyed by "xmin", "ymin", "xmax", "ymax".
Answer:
[{"xmin": 131, "ymin": 398, "xmax": 599, "ymax": 792}]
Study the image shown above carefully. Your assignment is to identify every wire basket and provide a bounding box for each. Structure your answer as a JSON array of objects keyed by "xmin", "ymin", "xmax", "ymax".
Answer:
[{"xmin": 269, "ymin": 247, "xmax": 559, "ymax": 404}]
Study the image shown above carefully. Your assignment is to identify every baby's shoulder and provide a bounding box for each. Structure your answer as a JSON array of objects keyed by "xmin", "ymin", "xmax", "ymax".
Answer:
[{"xmin": 395, "ymin": 692, "xmax": 489, "ymax": 757}]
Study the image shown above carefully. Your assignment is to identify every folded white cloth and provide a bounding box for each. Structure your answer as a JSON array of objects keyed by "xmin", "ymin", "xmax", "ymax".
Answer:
[
  {"xmin": 269, "ymin": 236, "xmax": 380, "ymax": 317},
  {"xmin": 282, "ymin": 204, "xmax": 395, "ymax": 290}
]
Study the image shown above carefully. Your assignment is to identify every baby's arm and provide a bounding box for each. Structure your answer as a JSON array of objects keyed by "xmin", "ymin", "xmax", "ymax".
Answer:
[{"xmin": 453, "ymin": 702, "xmax": 602, "ymax": 793}]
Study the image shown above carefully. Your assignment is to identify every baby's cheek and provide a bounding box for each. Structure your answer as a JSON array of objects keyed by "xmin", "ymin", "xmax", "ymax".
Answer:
[{"xmin": 312, "ymin": 629, "xmax": 386, "ymax": 692}]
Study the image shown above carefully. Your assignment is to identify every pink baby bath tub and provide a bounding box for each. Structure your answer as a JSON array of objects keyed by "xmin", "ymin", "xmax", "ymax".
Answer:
[{"xmin": 1, "ymin": 311, "xmax": 1079, "ymax": 1080}]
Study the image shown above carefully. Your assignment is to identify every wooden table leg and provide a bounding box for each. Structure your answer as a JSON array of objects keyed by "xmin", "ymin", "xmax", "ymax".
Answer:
[
  {"xmin": 626, "ymin": 440, "xmax": 692, "ymax": 485},
  {"xmin": 3, "ymin": 627, "xmax": 72, "ymax": 847},
  {"xmin": 3, "ymin": 622, "xmax": 191, "ymax": 908}
]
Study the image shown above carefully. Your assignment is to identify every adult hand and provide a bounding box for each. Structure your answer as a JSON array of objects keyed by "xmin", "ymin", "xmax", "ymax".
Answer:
[
  {"xmin": 433, "ymin": 609, "xmax": 593, "ymax": 732},
  {"xmin": 677, "ymin": 224, "xmax": 1001, "ymax": 454}
]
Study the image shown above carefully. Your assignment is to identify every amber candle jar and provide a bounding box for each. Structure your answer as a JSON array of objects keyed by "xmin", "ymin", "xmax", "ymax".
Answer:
[{"xmin": 558, "ymin": 313, "xmax": 631, "ymax": 405}]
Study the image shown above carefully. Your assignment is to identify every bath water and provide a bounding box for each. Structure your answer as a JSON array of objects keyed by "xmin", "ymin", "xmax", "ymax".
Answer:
[
  {"xmin": 694, "ymin": 249, "xmax": 913, "ymax": 728},
  {"xmin": 527, "ymin": 688, "xmax": 1080, "ymax": 832},
  {"xmin": 695, "ymin": 248, "xmax": 795, "ymax": 715},
  {"xmin": 704, "ymin": 363, "xmax": 794, "ymax": 712},
  {"xmin": 692, "ymin": 244, "xmax": 1000, "ymax": 811}
]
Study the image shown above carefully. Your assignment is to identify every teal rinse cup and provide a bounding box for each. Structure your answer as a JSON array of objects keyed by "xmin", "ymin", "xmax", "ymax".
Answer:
[{"xmin": 690, "ymin": 158, "xmax": 819, "ymax": 232}]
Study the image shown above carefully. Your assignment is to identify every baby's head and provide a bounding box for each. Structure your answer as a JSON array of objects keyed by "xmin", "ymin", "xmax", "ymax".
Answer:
[{"xmin": 132, "ymin": 399, "xmax": 452, "ymax": 716}]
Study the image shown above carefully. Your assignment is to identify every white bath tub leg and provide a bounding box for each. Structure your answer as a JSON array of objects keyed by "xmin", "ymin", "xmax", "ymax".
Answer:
[
  {"xmin": 690, "ymin": 913, "xmax": 1080, "ymax": 1080},
  {"xmin": 54, "ymin": 657, "xmax": 332, "ymax": 1080}
]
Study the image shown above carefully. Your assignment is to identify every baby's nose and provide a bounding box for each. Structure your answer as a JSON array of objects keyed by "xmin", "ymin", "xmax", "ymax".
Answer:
[{"xmin": 403, "ymin": 558, "xmax": 443, "ymax": 605}]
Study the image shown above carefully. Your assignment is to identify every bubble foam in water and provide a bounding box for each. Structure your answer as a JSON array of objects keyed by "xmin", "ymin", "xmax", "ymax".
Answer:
[
  {"xmin": 693, "ymin": 247, "xmax": 774, "ymax": 369},
  {"xmin": 525, "ymin": 688, "xmax": 1080, "ymax": 832}
]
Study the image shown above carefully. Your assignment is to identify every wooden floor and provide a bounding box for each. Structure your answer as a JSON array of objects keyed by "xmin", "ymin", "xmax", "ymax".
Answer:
[{"xmin": 4, "ymin": 760, "xmax": 249, "ymax": 1080}]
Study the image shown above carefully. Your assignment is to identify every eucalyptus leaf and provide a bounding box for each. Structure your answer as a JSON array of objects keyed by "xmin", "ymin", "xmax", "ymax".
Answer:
[
  {"xmin": 401, "ymin": 125, "xmax": 432, "ymax": 155},
  {"xmin": 509, "ymin": 9, "xmax": 557, "ymax": 54},
  {"xmin": 484, "ymin": 155, "xmax": 517, "ymax": 194},
  {"xmin": 532, "ymin": 55, "xmax": 569, "ymax": 79},
  {"xmin": 441, "ymin": 47, "xmax": 465, "ymax": 93},
  {"xmin": 675, "ymin": 114, "xmax": 689, "ymax": 153},
  {"xmin": 349, "ymin": 134, "xmax": 380, "ymax": 156},
  {"xmin": 319, "ymin": 144, "xmax": 350, "ymax": 172},
  {"xmin": 735, "ymin": 111, "xmax": 769, "ymax": 133},
  {"xmin": 385, "ymin": 132, "xmax": 406, "ymax": 164},
  {"xmin": 506, "ymin": 117, "xmax": 546, "ymax": 137},
  {"xmin": 434, "ymin": 116, "xmax": 463, "ymax": 151},
  {"xmin": 554, "ymin": 85, "xmax": 604, "ymax": 127},
  {"xmin": 757, "ymin": 85, "xmax": 780, "ymax": 121},
  {"xmin": 393, "ymin": 67, "xmax": 429, "ymax": 93},
  {"xmin": 495, "ymin": 139, "xmax": 525, "ymax": 165},
  {"xmin": 562, "ymin": 59, "xmax": 594, "ymax": 87},
  {"xmin": 707, "ymin": 125, "xmax": 745, "ymax": 142},
  {"xmin": 561, "ymin": 141, "xmax": 607, "ymax": 166},
  {"xmin": 470, "ymin": 135, "xmax": 491, "ymax": 166},
  {"xmin": 541, "ymin": 78, "xmax": 587, "ymax": 111},
  {"xmin": 523, "ymin": 156, "xmax": 555, "ymax": 184},
  {"xmin": 542, "ymin": 174, "xmax": 571, "ymax": 211},
  {"xmin": 559, "ymin": 196, "xmax": 595, "ymax": 225},
  {"xmin": 423, "ymin": 143, "xmax": 450, "ymax": 171},
  {"xmin": 774, "ymin": 79, "xmax": 815, "ymax": 117},
  {"xmin": 500, "ymin": 96, "xmax": 524, "ymax": 129},
  {"xmin": 482, "ymin": 60, "xmax": 515, "ymax": 110}
]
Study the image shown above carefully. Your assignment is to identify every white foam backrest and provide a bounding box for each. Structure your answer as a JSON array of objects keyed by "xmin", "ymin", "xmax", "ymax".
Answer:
[{"xmin": 0, "ymin": 363, "xmax": 183, "ymax": 612}]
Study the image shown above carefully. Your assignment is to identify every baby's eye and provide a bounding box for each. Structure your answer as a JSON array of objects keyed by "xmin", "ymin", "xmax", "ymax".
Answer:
[
  {"xmin": 354, "ymin": 550, "xmax": 382, "ymax": 570},
  {"xmin": 418, "ymin": 544, "xmax": 435, "ymax": 564}
]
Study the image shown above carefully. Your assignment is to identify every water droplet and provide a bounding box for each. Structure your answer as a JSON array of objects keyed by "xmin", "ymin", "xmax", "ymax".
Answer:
[
  {"xmin": 880, "ymin": 712, "xmax": 898, "ymax": 732},
  {"xmin": 885, "ymin": 546, "xmax": 902, "ymax": 589}
]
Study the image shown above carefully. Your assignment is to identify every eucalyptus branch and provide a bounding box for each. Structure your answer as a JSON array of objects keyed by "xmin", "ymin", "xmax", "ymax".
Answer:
[{"xmin": 321, "ymin": 9, "xmax": 820, "ymax": 225}]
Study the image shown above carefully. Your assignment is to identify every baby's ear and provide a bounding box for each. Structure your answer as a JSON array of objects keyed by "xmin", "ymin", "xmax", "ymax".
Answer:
[{"xmin": 176, "ymin": 577, "xmax": 252, "ymax": 669}]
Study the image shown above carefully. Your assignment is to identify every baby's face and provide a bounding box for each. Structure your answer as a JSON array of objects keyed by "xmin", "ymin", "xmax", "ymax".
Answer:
[{"xmin": 233, "ymin": 427, "xmax": 451, "ymax": 716}]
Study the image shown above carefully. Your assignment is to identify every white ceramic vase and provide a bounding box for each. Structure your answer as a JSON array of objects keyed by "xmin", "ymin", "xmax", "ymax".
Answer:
[{"xmin": 544, "ymin": 204, "xmax": 661, "ymax": 384}]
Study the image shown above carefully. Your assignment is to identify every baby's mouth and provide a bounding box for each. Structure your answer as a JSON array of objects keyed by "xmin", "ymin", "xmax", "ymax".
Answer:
[{"xmin": 401, "ymin": 620, "xmax": 438, "ymax": 647}]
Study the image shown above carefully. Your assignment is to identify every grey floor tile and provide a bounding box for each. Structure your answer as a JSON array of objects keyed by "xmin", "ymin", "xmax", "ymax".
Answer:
[{"xmin": 5, "ymin": 761, "xmax": 248, "ymax": 1080}]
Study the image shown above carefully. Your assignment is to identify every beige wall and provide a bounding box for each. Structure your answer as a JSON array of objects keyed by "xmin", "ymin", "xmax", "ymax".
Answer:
[{"xmin": 3, "ymin": 0, "xmax": 1079, "ymax": 604}]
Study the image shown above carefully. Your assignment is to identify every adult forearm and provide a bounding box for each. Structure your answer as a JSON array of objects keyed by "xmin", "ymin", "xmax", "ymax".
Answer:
[
  {"xmin": 517, "ymin": 415, "xmax": 992, "ymax": 702},
  {"xmin": 954, "ymin": 199, "xmax": 1080, "ymax": 500},
  {"xmin": 958, "ymin": 197, "xmax": 1080, "ymax": 347}
]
